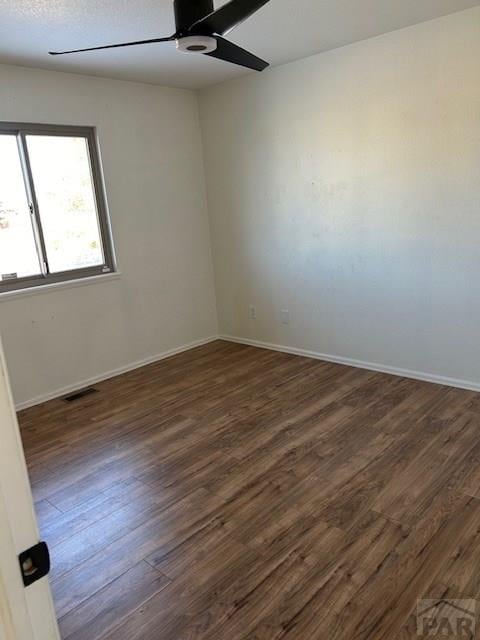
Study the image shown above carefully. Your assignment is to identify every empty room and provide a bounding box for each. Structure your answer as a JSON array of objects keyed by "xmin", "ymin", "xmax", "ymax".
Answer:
[{"xmin": 0, "ymin": 1, "xmax": 479, "ymax": 638}]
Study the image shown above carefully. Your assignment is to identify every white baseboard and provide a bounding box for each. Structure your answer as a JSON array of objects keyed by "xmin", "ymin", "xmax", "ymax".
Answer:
[
  {"xmin": 16, "ymin": 332, "xmax": 480, "ymax": 410},
  {"xmin": 15, "ymin": 336, "xmax": 218, "ymax": 411},
  {"xmin": 220, "ymin": 335, "xmax": 480, "ymax": 393}
]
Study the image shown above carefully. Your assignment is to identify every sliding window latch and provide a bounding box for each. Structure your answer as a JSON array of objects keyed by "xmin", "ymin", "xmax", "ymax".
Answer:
[{"xmin": 18, "ymin": 541, "xmax": 50, "ymax": 587}]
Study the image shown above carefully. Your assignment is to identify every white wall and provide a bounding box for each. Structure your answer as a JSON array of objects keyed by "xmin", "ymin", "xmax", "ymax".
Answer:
[
  {"xmin": 200, "ymin": 7, "xmax": 480, "ymax": 388},
  {"xmin": 1, "ymin": 8, "xmax": 479, "ymax": 405},
  {"xmin": 0, "ymin": 64, "xmax": 218, "ymax": 407}
]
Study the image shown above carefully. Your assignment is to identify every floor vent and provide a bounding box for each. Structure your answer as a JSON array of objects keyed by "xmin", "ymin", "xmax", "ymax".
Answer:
[{"xmin": 62, "ymin": 387, "xmax": 98, "ymax": 403}]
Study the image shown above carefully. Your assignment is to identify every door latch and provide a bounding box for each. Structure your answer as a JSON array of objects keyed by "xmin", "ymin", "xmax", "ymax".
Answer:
[{"xmin": 18, "ymin": 541, "xmax": 50, "ymax": 587}]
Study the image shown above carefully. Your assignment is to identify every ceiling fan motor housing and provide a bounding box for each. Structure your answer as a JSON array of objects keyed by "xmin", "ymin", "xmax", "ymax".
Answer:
[{"xmin": 176, "ymin": 35, "xmax": 217, "ymax": 54}]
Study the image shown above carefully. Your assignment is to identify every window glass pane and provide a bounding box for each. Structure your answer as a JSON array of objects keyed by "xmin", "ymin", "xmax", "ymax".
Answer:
[
  {"xmin": 26, "ymin": 135, "xmax": 104, "ymax": 273},
  {"xmin": 0, "ymin": 134, "xmax": 42, "ymax": 281}
]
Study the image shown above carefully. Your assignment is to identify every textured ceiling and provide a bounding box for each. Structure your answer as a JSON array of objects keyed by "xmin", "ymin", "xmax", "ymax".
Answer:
[{"xmin": 0, "ymin": 0, "xmax": 479, "ymax": 89}]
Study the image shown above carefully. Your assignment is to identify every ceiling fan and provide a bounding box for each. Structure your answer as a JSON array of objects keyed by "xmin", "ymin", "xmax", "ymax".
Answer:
[{"xmin": 49, "ymin": 0, "xmax": 271, "ymax": 72}]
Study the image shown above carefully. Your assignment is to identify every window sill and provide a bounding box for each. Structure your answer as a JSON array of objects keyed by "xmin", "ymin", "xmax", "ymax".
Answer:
[{"xmin": 0, "ymin": 272, "xmax": 122, "ymax": 302}]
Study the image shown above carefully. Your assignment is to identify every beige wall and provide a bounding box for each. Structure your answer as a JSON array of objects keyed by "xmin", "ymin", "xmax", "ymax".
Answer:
[
  {"xmin": 0, "ymin": 64, "xmax": 218, "ymax": 407},
  {"xmin": 200, "ymin": 7, "xmax": 480, "ymax": 388}
]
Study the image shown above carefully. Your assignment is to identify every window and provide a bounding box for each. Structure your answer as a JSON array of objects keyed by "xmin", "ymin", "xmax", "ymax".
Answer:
[{"xmin": 0, "ymin": 123, "xmax": 115, "ymax": 293}]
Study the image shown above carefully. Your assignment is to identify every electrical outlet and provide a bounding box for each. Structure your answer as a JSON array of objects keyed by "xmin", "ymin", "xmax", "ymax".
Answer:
[
  {"xmin": 281, "ymin": 309, "xmax": 289, "ymax": 325},
  {"xmin": 249, "ymin": 305, "xmax": 257, "ymax": 320}
]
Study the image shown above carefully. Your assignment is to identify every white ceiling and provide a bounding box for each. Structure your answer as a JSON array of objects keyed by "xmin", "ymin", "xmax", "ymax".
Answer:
[{"xmin": 0, "ymin": 0, "xmax": 478, "ymax": 89}]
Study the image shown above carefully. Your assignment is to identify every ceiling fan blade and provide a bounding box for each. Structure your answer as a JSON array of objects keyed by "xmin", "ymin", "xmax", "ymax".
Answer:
[
  {"xmin": 191, "ymin": 0, "xmax": 270, "ymax": 36},
  {"xmin": 206, "ymin": 36, "xmax": 268, "ymax": 71},
  {"xmin": 49, "ymin": 36, "xmax": 175, "ymax": 55}
]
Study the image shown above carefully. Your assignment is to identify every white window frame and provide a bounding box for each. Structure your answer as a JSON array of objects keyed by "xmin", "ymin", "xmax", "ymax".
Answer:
[{"xmin": 0, "ymin": 122, "xmax": 115, "ymax": 293}]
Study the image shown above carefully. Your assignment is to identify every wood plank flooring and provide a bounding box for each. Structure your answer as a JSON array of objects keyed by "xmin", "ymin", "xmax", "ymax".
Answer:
[{"xmin": 18, "ymin": 340, "xmax": 480, "ymax": 639}]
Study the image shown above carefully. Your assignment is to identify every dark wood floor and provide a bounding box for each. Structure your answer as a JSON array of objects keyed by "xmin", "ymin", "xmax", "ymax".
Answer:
[{"xmin": 18, "ymin": 340, "xmax": 480, "ymax": 639}]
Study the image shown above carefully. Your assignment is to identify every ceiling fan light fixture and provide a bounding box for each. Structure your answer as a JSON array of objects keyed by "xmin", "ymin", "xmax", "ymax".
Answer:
[{"xmin": 176, "ymin": 35, "xmax": 217, "ymax": 54}]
